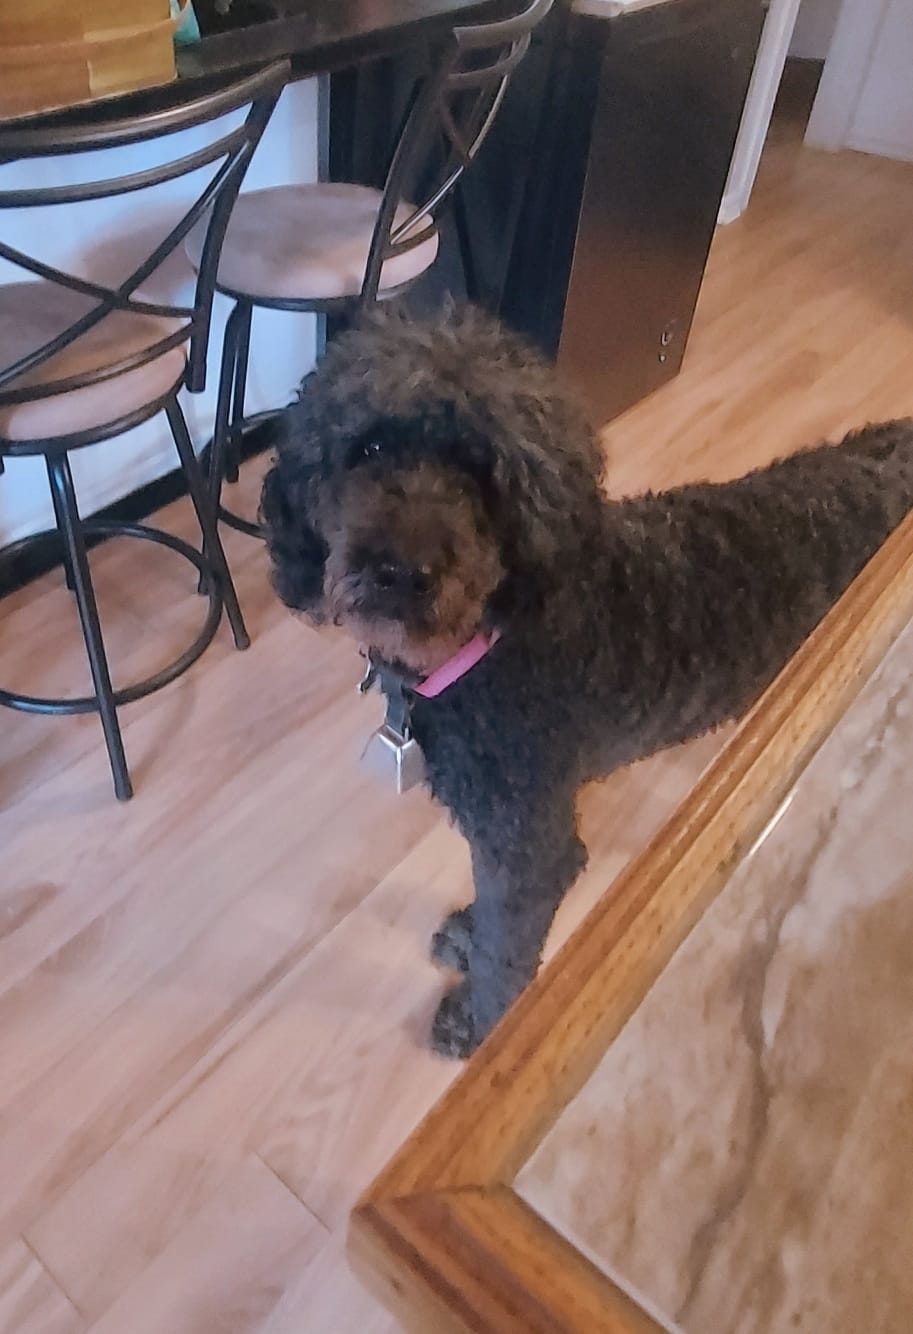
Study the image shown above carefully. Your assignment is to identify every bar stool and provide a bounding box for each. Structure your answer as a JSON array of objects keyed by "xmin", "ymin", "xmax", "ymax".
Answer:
[
  {"xmin": 0, "ymin": 62, "xmax": 288, "ymax": 801},
  {"xmin": 185, "ymin": 0, "xmax": 553, "ymax": 539}
]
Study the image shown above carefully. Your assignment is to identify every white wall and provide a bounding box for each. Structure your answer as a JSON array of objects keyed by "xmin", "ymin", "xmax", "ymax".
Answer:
[
  {"xmin": 789, "ymin": 0, "xmax": 842, "ymax": 58},
  {"xmin": 806, "ymin": 0, "xmax": 913, "ymax": 162},
  {"xmin": 0, "ymin": 80, "xmax": 318, "ymax": 547},
  {"xmin": 849, "ymin": 0, "xmax": 913, "ymax": 159}
]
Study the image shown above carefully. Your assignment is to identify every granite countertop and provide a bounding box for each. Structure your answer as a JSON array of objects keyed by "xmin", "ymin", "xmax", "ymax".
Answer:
[{"xmin": 518, "ymin": 612, "xmax": 913, "ymax": 1333}]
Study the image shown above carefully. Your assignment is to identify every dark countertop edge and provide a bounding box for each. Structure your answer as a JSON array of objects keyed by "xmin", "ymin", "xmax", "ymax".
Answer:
[{"xmin": 177, "ymin": 0, "xmax": 501, "ymax": 81}]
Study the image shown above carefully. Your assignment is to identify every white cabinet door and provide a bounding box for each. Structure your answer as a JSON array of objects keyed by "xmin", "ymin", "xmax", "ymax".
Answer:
[{"xmin": 807, "ymin": 0, "xmax": 913, "ymax": 162}]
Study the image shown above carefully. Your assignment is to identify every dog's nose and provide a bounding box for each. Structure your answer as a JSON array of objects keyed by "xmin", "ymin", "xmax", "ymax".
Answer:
[
  {"xmin": 374, "ymin": 561, "xmax": 432, "ymax": 597},
  {"xmin": 374, "ymin": 560, "xmax": 401, "ymax": 590}
]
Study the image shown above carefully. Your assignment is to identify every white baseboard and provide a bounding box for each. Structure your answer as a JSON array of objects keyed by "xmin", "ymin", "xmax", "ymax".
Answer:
[
  {"xmin": 845, "ymin": 133, "xmax": 913, "ymax": 165},
  {"xmin": 718, "ymin": 0, "xmax": 803, "ymax": 225},
  {"xmin": 718, "ymin": 189, "xmax": 745, "ymax": 225}
]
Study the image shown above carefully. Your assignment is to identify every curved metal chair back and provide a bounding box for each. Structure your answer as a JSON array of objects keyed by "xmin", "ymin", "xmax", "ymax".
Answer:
[
  {"xmin": 360, "ymin": 0, "xmax": 554, "ymax": 306},
  {"xmin": 0, "ymin": 62, "xmax": 288, "ymax": 425}
]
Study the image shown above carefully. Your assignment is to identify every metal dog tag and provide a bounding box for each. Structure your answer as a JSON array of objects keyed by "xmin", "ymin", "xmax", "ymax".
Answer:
[
  {"xmin": 359, "ymin": 655, "xmax": 426, "ymax": 794},
  {"xmin": 361, "ymin": 722, "xmax": 427, "ymax": 794}
]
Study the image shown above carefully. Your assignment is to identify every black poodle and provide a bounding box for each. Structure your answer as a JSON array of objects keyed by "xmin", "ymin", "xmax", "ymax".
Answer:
[{"xmin": 262, "ymin": 305, "xmax": 913, "ymax": 1058}]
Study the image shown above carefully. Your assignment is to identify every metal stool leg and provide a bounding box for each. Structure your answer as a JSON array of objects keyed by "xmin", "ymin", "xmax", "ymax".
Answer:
[
  {"xmin": 226, "ymin": 301, "xmax": 252, "ymax": 483},
  {"xmin": 453, "ymin": 183, "xmax": 481, "ymax": 305},
  {"xmin": 46, "ymin": 454, "xmax": 132, "ymax": 801},
  {"xmin": 315, "ymin": 311, "xmax": 328, "ymax": 362},
  {"xmin": 49, "ymin": 477, "xmax": 76, "ymax": 592},
  {"xmin": 167, "ymin": 398, "xmax": 250, "ymax": 652},
  {"xmin": 208, "ymin": 304, "xmax": 241, "ymax": 517},
  {"xmin": 197, "ymin": 305, "xmax": 241, "ymax": 594}
]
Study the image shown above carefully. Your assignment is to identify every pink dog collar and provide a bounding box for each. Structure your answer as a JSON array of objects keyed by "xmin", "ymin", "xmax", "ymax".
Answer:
[{"xmin": 414, "ymin": 628, "xmax": 501, "ymax": 698}]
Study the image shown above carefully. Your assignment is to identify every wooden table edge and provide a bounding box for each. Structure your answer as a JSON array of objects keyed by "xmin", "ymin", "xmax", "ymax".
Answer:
[{"xmin": 351, "ymin": 509, "xmax": 913, "ymax": 1333}]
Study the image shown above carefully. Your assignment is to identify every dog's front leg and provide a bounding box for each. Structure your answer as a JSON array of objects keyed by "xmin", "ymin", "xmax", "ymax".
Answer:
[{"xmin": 431, "ymin": 800, "xmax": 585, "ymax": 1059}]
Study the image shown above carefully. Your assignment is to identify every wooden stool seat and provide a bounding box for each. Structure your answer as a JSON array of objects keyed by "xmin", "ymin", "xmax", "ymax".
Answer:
[
  {"xmin": 186, "ymin": 183, "xmax": 440, "ymax": 304},
  {"xmin": 0, "ymin": 281, "xmax": 185, "ymax": 443}
]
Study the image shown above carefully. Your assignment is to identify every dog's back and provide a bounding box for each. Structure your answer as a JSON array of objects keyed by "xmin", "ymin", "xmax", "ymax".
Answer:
[{"xmin": 585, "ymin": 418, "xmax": 913, "ymax": 764}]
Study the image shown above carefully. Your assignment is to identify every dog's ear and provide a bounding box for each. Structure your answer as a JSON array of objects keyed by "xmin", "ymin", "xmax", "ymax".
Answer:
[
  {"xmin": 260, "ymin": 418, "xmax": 329, "ymax": 618},
  {"xmin": 402, "ymin": 306, "xmax": 607, "ymax": 583},
  {"xmin": 481, "ymin": 382, "xmax": 606, "ymax": 586}
]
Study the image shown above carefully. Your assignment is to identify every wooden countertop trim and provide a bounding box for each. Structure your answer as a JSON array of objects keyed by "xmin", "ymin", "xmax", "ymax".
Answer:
[{"xmin": 352, "ymin": 1187, "xmax": 667, "ymax": 1333}]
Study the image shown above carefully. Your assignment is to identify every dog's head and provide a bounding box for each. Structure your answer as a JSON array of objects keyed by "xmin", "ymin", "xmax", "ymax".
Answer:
[{"xmin": 261, "ymin": 305, "xmax": 604, "ymax": 674}]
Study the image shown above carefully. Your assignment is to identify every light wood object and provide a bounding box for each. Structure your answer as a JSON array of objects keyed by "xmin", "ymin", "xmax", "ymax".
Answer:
[
  {"xmin": 0, "ymin": 92, "xmax": 912, "ymax": 1331},
  {"xmin": 0, "ymin": 0, "xmax": 182, "ymax": 121},
  {"xmin": 352, "ymin": 498, "xmax": 913, "ymax": 1333}
]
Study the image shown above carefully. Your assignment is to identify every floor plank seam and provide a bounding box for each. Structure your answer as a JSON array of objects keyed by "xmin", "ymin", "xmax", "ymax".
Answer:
[
  {"xmin": 19, "ymin": 1232, "xmax": 88, "ymax": 1325},
  {"xmin": 134, "ymin": 828, "xmax": 443, "ymax": 1137},
  {"xmin": 254, "ymin": 1151, "xmax": 333, "ymax": 1233}
]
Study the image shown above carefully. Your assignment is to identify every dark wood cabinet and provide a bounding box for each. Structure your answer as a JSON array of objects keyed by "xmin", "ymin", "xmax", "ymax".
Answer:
[
  {"xmin": 472, "ymin": 0, "xmax": 765, "ymax": 422},
  {"xmin": 562, "ymin": 0, "xmax": 763, "ymax": 421},
  {"xmin": 332, "ymin": 0, "xmax": 765, "ymax": 425}
]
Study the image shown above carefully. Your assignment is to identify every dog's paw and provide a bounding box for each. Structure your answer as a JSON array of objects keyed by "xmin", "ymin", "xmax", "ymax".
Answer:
[
  {"xmin": 431, "ymin": 980, "xmax": 477, "ymax": 1059},
  {"xmin": 431, "ymin": 905, "xmax": 473, "ymax": 972}
]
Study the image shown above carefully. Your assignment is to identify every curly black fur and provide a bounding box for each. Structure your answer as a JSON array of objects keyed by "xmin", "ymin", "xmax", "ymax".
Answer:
[{"xmin": 262, "ymin": 304, "xmax": 913, "ymax": 1058}]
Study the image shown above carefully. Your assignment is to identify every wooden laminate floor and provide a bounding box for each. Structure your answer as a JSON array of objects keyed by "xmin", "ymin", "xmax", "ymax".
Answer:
[{"xmin": 2, "ymin": 100, "xmax": 913, "ymax": 1332}]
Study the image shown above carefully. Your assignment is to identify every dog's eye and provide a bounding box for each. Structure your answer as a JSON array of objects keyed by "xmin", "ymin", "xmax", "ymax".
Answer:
[{"xmin": 344, "ymin": 436, "xmax": 385, "ymax": 470}]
